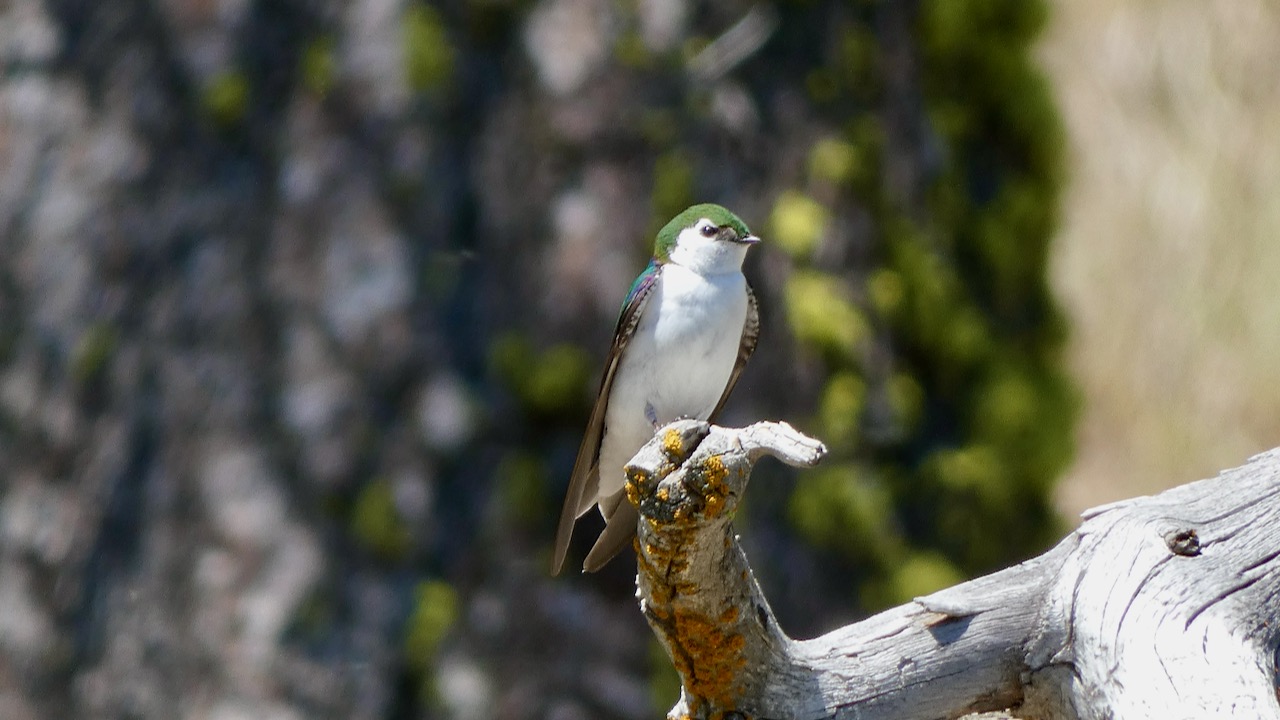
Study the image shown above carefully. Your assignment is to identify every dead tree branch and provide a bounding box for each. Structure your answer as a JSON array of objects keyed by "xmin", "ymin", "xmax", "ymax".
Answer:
[{"xmin": 627, "ymin": 420, "xmax": 1280, "ymax": 720}]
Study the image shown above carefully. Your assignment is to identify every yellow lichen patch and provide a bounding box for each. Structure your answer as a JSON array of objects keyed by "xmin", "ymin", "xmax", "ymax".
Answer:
[
  {"xmin": 656, "ymin": 486, "xmax": 670, "ymax": 502},
  {"xmin": 638, "ymin": 539, "xmax": 666, "ymax": 568},
  {"xmin": 719, "ymin": 606, "xmax": 739, "ymax": 624},
  {"xmin": 624, "ymin": 466, "xmax": 649, "ymax": 507},
  {"xmin": 704, "ymin": 493, "xmax": 724, "ymax": 517},
  {"xmin": 702, "ymin": 454, "xmax": 729, "ymax": 483},
  {"xmin": 663, "ymin": 428, "xmax": 686, "ymax": 456},
  {"xmin": 699, "ymin": 455, "xmax": 731, "ymax": 518}
]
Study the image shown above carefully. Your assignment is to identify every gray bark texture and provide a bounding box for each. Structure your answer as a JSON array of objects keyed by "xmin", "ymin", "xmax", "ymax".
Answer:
[{"xmin": 629, "ymin": 420, "xmax": 1280, "ymax": 720}]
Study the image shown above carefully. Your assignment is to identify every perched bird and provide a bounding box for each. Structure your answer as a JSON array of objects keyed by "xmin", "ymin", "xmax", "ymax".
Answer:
[{"xmin": 552, "ymin": 203, "xmax": 760, "ymax": 574}]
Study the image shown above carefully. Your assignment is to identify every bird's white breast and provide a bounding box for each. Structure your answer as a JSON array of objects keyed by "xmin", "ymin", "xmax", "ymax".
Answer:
[{"xmin": 597, "ymin": 264, "xmax": 748, "ymax": 504}]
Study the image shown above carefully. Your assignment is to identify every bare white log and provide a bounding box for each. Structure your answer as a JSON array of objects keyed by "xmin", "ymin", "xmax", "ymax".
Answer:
[{"xmin": 626, "ymin": 420, "xmax": 1280, "ymax": 720}]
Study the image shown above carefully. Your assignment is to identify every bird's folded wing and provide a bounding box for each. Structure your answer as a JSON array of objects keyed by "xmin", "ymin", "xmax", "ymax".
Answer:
[
  {"xmin": 551, "ymin": 262, "xmax": 661, "ymax": 575},
  {"xmin": 709, "ymin": 284, "xmax": 759, "ymax": 420}
]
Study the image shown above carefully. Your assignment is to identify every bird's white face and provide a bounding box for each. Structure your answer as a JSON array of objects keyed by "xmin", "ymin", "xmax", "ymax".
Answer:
[{"xmin": 668, "ymin": 218, "xmax": 757, "ymax": 276}]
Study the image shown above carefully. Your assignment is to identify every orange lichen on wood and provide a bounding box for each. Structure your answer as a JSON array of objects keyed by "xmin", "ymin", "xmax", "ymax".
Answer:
[
  {"xmin": 667, "ymin": 605, "xmax": 749, "ymax": 713},
  {"xmin": 632, "ymin": 427, "xmax": 758, "ymax": 718},
  {"xmin": 637, "ymin": 515, "xmax": 695, "ymax": 583},
  {"xmin": 673, "ymin": 580, "xmax": 698, "ymax": 596}
]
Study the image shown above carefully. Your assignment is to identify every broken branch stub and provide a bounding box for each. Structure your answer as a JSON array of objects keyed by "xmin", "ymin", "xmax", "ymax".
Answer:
[{"xmin": 625, "ymin": 420, "xmax": 826, "ymax": 720}]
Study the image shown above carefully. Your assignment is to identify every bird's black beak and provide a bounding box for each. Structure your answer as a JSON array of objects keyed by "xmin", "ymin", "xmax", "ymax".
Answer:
[{"xmin": 718, "ymin": 227, "xmax": 760, "ymax": 245}]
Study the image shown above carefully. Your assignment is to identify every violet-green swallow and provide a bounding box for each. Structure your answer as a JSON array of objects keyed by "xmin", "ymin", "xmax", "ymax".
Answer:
[{"xmin": 552, "ymin": 203, "xmax": 760, "ymax": 574}]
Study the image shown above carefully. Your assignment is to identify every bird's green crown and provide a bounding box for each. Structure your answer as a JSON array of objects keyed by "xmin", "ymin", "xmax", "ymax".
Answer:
[{"xmin": 653, "ymin": 203, "xmax": 751, "ymax": 261}]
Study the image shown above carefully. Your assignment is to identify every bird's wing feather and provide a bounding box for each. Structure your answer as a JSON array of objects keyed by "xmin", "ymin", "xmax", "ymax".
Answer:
[
  {"xmin": 709, "ymin": 283, "xmax": 759, "ymax": 421},
  {"xmin": 551, "ymin": 260, "xmax": 661, "ymax": 575},
  {"xmin": 582, "ymin": 497, "xmax": 638, "ymax": 572}
]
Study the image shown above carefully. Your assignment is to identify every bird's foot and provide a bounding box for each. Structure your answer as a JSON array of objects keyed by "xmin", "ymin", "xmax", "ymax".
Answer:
[
  {"xmin": 645, "ymin": 402, "xmax": 660, "ymax": 430},
  {"xmin": 645, "ymin": 404, "xmax": 696, "ymax": 431}
]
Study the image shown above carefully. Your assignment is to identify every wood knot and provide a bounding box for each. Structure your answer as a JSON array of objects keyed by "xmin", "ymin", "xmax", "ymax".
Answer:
[{"xmin": 1163, "ymin": 527, "xmax": 1201, "ymax": 556}]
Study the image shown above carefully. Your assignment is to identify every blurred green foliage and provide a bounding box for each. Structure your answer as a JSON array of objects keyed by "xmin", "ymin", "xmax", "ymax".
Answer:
[
  {"xmin": 301, "ymin": 36, "xmax": 337, "ymax": 97},
  {"xmin": 769, "ymin": 190, "xmax": 829, "ymax": 259},
  {"xmin": 817, "ymin": 372, "xmax": 865, "ymax": 451},
  {"xmin": 351, "ymin": 479, "xmax": 412, "ymax": 560},
  {"xmin": 404, "ymin": 579, "xmax": 460, "ymax": 685},
  {"xmin": 782, "ymin": 0, "xmax": 1076, "ymax": 607},
  {"xmin": 491, "ymin": 334, "xmax": 592, "ymax": 420},
  {"xmin": 495, "ymin": 452, "xmax": 552, "ymax": 530},
  {"xmin": 863, "ymin": 551, "xmax": 965, "ymax": 609},
  {"xmin": 71, "ymin": 322, "xmax": 116, "ymax": 392},
  {"xmin": 652, "ymin": 152, "xmax": 696, "ymax": 226},
  {"xmin": 403, "ymin": 4, "xmax": 455, "ymax": 91},
  {"xmin": 615, "ymin": 32, "xmax": 652, "ymax": 68},
  {"xmin": 807, "ymin": 139, "xmax": 860, "ymax": 188},
  {"xmin": 784, "ymin": 270, "xmax": 867, "ymax": 364},
  {"xmin": 203, "ymin": 71, "xmax": 249, "ymax": 126},
  {"xmin": 788, "ymin": 465, "xmax": 900, "ymax": 565}
]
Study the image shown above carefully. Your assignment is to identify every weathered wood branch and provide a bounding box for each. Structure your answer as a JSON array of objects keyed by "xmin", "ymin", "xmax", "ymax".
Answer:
[{"xmin": 627, "ymin": 420, "xmax": 1280, "ymax": 720}]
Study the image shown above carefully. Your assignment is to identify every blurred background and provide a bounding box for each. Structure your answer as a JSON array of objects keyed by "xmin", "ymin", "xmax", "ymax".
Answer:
[{"xmin": 0, "ymin": 0, "xmax": 1276, "ymax": 718}]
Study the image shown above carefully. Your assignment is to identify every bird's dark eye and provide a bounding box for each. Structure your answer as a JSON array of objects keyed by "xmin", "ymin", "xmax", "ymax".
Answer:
[{"xmin": 699, "ymin": 223, "xmax": 717, "ymax": 237}]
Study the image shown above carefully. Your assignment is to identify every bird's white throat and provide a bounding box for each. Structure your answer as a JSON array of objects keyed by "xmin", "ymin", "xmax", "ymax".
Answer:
[{"xmin": 668, "ymin": 224, "xmax": 751, "ymax": 275}]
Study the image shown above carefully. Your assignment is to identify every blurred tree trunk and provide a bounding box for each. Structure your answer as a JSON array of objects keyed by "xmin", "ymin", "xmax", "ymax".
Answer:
[{"xmin": 0, "ymin": 0, "xmax": 1071, "ymax": 719}]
